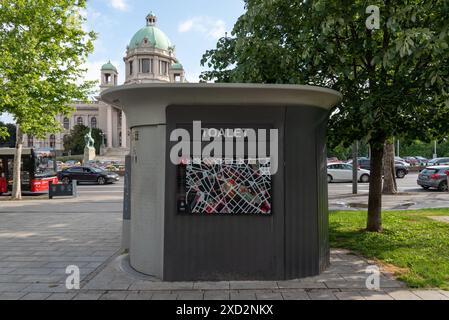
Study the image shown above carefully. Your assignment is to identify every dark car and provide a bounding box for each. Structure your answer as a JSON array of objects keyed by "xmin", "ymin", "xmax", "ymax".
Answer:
[
  {"xmin": 417, "ymin": 166, "xmax": 449, "ymax": 191},
  {"xmin": 57, "ymin": 166, "xmax": 120, "ymax": 185},
  {"xmin": 414, "ymin": 156, "xmax": 428, "ymax": 166},
  {"xmin": 356, "ymin": 159, "xmax": 408, "ymax": 178},
  {"xmin": 428, "ymin": 157, "xmax": 449, "ymax": 166},
  {"xmin": 404, "ymin": 156, "xmax": 419, "ymax": 166}
]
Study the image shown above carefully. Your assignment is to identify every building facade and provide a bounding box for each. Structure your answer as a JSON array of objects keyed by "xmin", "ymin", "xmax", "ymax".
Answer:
[{"xmin": 23, "ymin": 12, "xmax": 185, "ymax": 154}]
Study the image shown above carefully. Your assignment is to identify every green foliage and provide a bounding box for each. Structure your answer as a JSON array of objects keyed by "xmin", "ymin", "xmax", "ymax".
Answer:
[
  {"xmin": 0, "ymin": 0, "xmax": 97, "ymax": 137},
  {"xmin": 330, "ymin": 209, "xmax": 449, "ymax": 289},
  {"xmin": 56, "ymin": 154, "xmax": 83, "ymax": 163},
  {"xmin": 201, "ymin": 0, "xmax": 449, "ymax": 148},
  {"xmin": 0, "ymin": 122, "xmax": 16, "ymax": 146},
  {"xmin": 63, "ymin": 124, "xmax": 103, "ymax": 155}
]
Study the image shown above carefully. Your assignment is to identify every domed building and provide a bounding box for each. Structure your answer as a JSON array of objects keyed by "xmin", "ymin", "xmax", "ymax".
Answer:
[
  {"xmin": 124, "ymin": 12, "xmax": 185, "ymax": 84},
  {"xmin": 23, "ymin": 12, "xmax": 185, "ymax": 155}
]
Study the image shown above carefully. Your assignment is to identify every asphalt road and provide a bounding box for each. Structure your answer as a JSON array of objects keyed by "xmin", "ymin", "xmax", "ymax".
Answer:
[
  {"xmin": 328, "ymin": 172, "xmax": 431, "ymax": 196},
  {"xmin": 75, "ymin": 179, "xmax": 124, "ymax": 200}
]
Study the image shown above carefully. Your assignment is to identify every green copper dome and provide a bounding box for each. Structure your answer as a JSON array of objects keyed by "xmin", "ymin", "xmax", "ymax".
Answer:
[
  {"xmin": 101, "ymin": 61, "xmax": 117, "ymax": 72},
  {"xmin": 170, "ymin": 61, "xmax": 183, "ymax": 70},
  {"xmin": 128, "ymin": 13, "xmax": 172, "ymax": 51}
]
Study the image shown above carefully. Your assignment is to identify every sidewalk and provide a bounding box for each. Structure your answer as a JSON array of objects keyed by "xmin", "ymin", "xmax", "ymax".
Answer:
[
  {"xmin": 329, "ymin": 192, "xmax": 449, "ymax": 211},
  {"xmin": 1, "ymin": 184, "xmax": 448, "ymax": 300}
]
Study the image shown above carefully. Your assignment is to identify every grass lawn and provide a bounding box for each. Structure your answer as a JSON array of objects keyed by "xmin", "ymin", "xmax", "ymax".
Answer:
[{"xmin": 329, "ymin": 208, "xmax": 449, "ymax": 290}]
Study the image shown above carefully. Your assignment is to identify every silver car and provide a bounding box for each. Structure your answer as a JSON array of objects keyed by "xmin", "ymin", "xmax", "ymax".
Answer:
[
  {"xmin": 327, "ymin": 163, "xmax": 370, "ymax": 183},
  {"xmin": 417, "ymin": 166, "xmax": 449, "ymax": 191}
]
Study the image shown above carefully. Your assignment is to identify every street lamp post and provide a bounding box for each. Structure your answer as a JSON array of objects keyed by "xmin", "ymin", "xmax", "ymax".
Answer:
[{"xmin": 433, "ymin": 140, "xmax": 437, "ymax": 159}]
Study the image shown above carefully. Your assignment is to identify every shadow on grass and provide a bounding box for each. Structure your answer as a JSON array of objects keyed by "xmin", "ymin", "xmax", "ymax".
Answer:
[{"xmin": 329, "ymin": 210, "xmax": 449, "ymax": 289}]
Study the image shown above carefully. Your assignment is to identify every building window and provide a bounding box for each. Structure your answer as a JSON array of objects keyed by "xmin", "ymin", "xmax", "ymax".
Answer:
[
  {"xmin": 160, "ymin": 61, "xmax": 168, "ymax": 75},
  {"xmin": 104, "ymin": 73, "xmax": 111, "ymax": 84},
  {"xmin": 27, "ymin": 135, "xmax": 34, "ymax": 147},
  {"xmin": 77, "ymin": 117, "xmax": 84, "ymax": 126},
  {"xmin": 129, "ymin": 61, "xmax": 133, "ymax": 75},
  {"xmin": 91, "ymin": 117, "xmax": 97, "ymax": 129},
  {"xmin": 49, "ymin": 134, "xmax": 56, "ymax": 148},
  {"xmin": 63, "ymin": 117, "xmax": 70, "ymax": 130},
  {"xmin": 142, "ymin": 59, "xmax": 150, "ymax": 73}
]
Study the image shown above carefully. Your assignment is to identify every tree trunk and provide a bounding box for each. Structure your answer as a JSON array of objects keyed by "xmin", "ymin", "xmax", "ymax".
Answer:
[
  {"xmin": 11, "ymin": 125, "xmax": 23, "ymax": 200},
  {"xmin": 382, "ymin": 140, "xmax": 397, "ymax": 194},
  {"xmin": 367, "ymin": 142, "xmax": 384, "ymax": 232}
]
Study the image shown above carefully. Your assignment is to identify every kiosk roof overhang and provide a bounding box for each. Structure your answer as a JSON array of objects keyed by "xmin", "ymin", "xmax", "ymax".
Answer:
[
  {"xmin": 102, "ymin": 83, "xmax": 341, "ymax": 110},
  {"xmin": 100, "ymin": 83, "xmax": 342, "ymax": 127}
]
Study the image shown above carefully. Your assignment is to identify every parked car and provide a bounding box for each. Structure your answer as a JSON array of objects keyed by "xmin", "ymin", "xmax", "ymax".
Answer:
[
  {"xmin": 428, "ymin": 157, "xmax": 449, "ymax": 166},
  {"xmin": 404, "ymin": 156, "xmax": 419, "ymax": 166},
  {"xmin": 57, "ymin": 166, "xmax": 120, "ymax": 185},
  {"xmin": 395, "ymin": 160, "xmax": 411, "ymax": 167},
  {"xmin": 327, "ymin": 163, "xmax": 370, "ymax": 183},
  {"xmin": 414, "ymin": 156, "xmax": 428, "ymax": 166},
  {"xmin": 356, "ymin": 159, "xmax": 408, "ymax": 178},
  {"xmin": 345, "ymin": 157, "xmax": 368, "ymax": 165},
  {"xmin": 417, "ymin": 166, "xmax": 449, "ymax": 191}
]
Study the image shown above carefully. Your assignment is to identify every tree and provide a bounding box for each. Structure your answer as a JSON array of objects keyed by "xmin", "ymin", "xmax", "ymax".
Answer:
[
  {"xmin": 63, "ymin": 124, "xmax": 103, "ymax": 155},
  {"xmin": 382, "ymin": 140, "xmax": 397, "ymax": 194},
  {"xmin": 0, "ymin": 0, "xmax": 96, "ymax": 199},
  {"xmin": 200, "ymin": 0, "xmax": 449, "ymax": 231},
  {"xmin": 0, "ymin": 122, "xmax": 16, "ymax": 147}
]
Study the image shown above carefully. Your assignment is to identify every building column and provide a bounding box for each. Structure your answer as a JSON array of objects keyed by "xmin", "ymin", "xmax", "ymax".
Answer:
[
  {"xmin": 107, "ymin": 106, "xmax": 113, "ymax": 148},
  {"xmin": 121, "ymin": 111, "xmax": 127, "ymax": 148}
]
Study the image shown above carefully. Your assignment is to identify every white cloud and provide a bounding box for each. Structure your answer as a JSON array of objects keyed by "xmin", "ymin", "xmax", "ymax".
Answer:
[
  {"xmin": 178, "ymin": 17, "xmax": 227, "ymax": 39},
  {"xmin": 108, "ymin": 0, "xmax": 129, "ymax": 11}
]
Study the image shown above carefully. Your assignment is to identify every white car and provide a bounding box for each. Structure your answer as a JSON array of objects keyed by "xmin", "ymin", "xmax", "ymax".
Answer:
[{"xmin": 327, "ymin": 163, "xmax": 370, "ymax": 183}]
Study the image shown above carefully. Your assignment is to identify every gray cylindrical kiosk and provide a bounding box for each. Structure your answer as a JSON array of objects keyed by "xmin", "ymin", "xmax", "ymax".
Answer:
[{"xmin": 101, "ymin": 83, "xmax": 342, "ymax": 281}]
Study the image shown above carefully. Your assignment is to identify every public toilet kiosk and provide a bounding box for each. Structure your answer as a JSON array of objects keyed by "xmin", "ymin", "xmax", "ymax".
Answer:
[{"xmin": 101, "ymin": 83, "xmax": 342, "ymax": 281}]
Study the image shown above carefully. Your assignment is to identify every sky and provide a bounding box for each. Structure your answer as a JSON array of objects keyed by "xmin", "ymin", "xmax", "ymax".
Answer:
[{"xmin": 0, "ymin": 0, "xmax": 246, "ymax": 123}]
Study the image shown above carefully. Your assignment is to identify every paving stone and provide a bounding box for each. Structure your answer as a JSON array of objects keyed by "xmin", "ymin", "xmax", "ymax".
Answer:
[
  {"xmin": 229, "ymin": 281, "xmax": 278, "ymax": 290},
  {"xmin": 24, "ymin": 283, "xmax": 70, "ymax": 293},
  {"xmin": 280, "ymin": 289, "xmax": 310, "ymax": 300},
  {"xmin": 193, "ymin": 281, "xmax": 229, "ymax": 290},
  {"xmin": 177, "ymin": 291, "xmax": 204, "ymax": 300},
  {"xmin": 256, "ymin": 292, "xmax": 283, "ymax": 300},
  {"xmin": 307, "ymin": 290, "xmax": 338, "ymax": 300},
  {"xmin": 335, "ymin": 291, "xmax": 365, "ymax": 300},
  {"xmin": 151, "ymin": 292, "xmax": 178, "ymax": 300},
  {"xmin": 277, "ymin": 280, "xmax": 327, "ymax": 289},
  {"xmin": 360, "ymin": 290, "xmax": 394, "ymax": 300},
  {"xmin": 385, "ymin": 290, "xmax": 421, "ymax": 300},
  {"xmin": 0, "ymin": 268, "xmax": 15, "ymax": 274},
  {"xmin": 204, "ymin": 291, "xmax": 230, "ymax": 300},
  {"xmin": 20, "ymin": 292, "xmax": 52, "ymax": 300},
  {"xmin": 99, "ymin": 291, "xmax": 129, "ymax": 300},
  {"xmin": 46, "ymin": 293, "xmax": 77, "ymax": 300},
  {"xmin": 439, "ymin": 290, "xmax": 449, "ymax": 298},
  {"xmin": 0, "ymin": 283, "xmax": 30, "ymax": 292},
  {"xmin": 299, "ymin": 274, "xmax": 345, "ymax": 282},
  {"xmin": 230, "ymin": 291, "xmax": 257, "ymax": 300},
  {"xmin": 412, "ymin": 290, "xmax": 449, "ymax": 300},
  {"xmin": 73, "ymin": 292, "xmax": 103, "ymax": 300},
  {"xmin": 9, "ymin": 268, "xmax": 55, "ymax": 276},
  {"xmin": 0, "ymin": 275, "xmax": 24, "ymax": 283},
  {"xmin": 129, "ymin": 281, "xmax": 194, "ymax": 291},
  {"xmin": 125, "ymin": 292, "xmax": 154, "ymax": 300},
  {"xmin": 0, "ymin": 292, "xmax": 27, "ymax": 300},
  {"xmin": 325, "ymin": 280, "xmax": 368, "ymax": 289}
]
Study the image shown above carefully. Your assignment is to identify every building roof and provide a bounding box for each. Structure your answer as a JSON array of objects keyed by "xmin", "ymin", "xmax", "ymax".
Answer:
[
  {"xmin": 128, "ymin": 13, "xmax": 172, "ymax": 51},
  {"xmin": 101, "ymin": 61, "xmax": 117, "ymax": 72},
  {"xmin": 170, "ymin": 61, "xmax": 183, "ymax": 70}
]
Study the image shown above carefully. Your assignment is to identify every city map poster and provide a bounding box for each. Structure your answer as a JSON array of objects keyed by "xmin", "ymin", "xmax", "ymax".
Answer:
[{"xmin": 177, "ymin": 158, "xmax": 272, "ymax": 215}]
